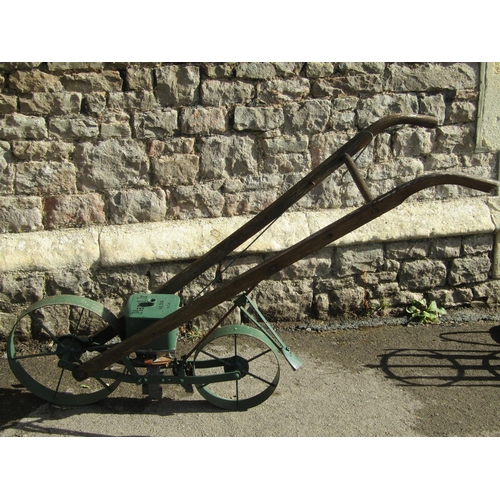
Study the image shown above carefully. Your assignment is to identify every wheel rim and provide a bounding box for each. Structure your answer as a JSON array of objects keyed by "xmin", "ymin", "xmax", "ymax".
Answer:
[
  {"xmin": 193, "ymin": 325, "xmax": 280, "ymax": 411},
  {"xmin": 7, "ymin": 295, "xmax": 124, "ymax": 406}
]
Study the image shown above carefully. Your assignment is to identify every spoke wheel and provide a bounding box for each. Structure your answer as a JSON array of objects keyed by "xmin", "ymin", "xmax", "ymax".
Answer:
[
  {"xmin": 8, "ymin": 295, "xmax": 124, "ymax": 406},
  {"xmin": 193, "ymin": 325, "xmax": 280, "ymax": 411}
]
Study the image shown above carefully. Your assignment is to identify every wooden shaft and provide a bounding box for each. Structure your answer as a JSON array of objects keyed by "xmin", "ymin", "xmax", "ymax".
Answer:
[
  {"xmin": 73, "ymin": 172, "xmax": 497, "ymax": 381},
  {"xmin": 154, "ymin": 114, "xmax": 438, "ymax": 295}
]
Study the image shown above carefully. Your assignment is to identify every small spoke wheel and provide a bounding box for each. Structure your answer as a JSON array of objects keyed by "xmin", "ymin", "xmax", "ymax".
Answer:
[
  {"xmin": 8, "ymin": 295, "xmax": 124, "ymax": 406},
  {"xmin": 193, "ymin": 325, "xmax": 280, "ymax": 411}
]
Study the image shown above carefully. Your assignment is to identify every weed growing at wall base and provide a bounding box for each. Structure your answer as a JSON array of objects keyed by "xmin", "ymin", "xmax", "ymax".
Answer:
[{"xmin": 406, "ymin": 298, "xmax": 447, "ymax": 324}]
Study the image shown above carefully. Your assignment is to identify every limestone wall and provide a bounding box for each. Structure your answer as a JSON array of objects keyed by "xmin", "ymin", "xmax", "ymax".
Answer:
[{"xmin": 1, "ymin": 62, "xmax": 499, "ymax": 335}]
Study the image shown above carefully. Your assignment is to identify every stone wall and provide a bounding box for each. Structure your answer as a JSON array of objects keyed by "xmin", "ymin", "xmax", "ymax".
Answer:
[{"xmin": 1, "ymin": 62, "xmax": 499, "ymax": 336}]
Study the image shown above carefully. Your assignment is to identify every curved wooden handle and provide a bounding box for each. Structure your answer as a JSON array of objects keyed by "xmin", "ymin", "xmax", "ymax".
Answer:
[
  {"xmin": 74, "ymin": 172, "xmax": 498, "ymax": 381},
  {"xmin": 365, "ymin": 114, "xmax": 439, "ymax": 135}
]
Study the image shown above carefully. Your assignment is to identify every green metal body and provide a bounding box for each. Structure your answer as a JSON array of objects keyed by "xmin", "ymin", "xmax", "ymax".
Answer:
[{"xmin": 124, "ymin": 294, "xmax": 180, "ymax": 352}]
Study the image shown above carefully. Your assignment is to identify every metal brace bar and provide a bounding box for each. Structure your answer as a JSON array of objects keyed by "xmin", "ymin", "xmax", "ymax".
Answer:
[{"xmin": 236, "ymin": 294, "xmax": 303, "ymax": 370}]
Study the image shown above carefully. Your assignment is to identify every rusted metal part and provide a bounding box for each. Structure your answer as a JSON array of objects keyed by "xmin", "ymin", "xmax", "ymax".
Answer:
[{"xmin": 73, "ymin": 171, "xmax": 498, "ymax": 382}]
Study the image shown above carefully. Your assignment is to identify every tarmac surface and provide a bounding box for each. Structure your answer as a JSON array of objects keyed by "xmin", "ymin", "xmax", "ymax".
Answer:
[{"xmin": 2, "ymin": 310, "xmax": 500, "ymax": 437}]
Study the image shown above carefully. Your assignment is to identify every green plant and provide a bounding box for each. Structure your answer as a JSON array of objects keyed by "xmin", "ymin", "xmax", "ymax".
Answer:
[{"xmin": 406, "ymin": 298, "xmax": 446, "ymax": 324}]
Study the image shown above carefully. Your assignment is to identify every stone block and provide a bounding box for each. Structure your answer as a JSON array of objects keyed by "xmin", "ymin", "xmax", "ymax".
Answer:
[
  {"xmin": 357, "ymin": 94, "xmax": 419, "ymax": 128},
  {"xmin": 0, "ymin": 63, "xmax": 41, "ymax": 71},
  {"xmin": 11, "ymin": 140, "xmax": 74, "ymax": 161},
  {"xmin": 19, "ymin": 92, "xmax": 82, "ymax": 115},
  {"xmin": 329, "ymin": 111, "xmax": 356, "ymax": 131},
  {"xmin": 0, "ymin": 141, "xmax": 14, "ymax": 194},
  {"xmin": 0, "ymin": 95, "xmax": 17, "ymax": 114},
  {"xmin": 419, "ymin": 94, "xmax": 446, "ymax": 125},
  {"xmin": 234, "ymin": 106, "xmax": 284, "ymax": 131},
  {"xmin": 333, "ymin": 243, "xmax": 384, "ymax": 277},
  {"xmin": 392, "ymin": 128, "xmax": 435, "ymax": 156},
  {"xmin": 108, "ymin": 188, "xmax": 167, "ymax": 224},
  {"xmin": 0, "ymin": 113, "xmax": 47, "ymax": 140},
  {"xmin": 0, "ymin": 196, "xmax": 43, "ymax": 232},
  {"xmin": 15, "ymin": 161, "xmax": 77, "ymax": 196},
  {"xmin": 0, "ymin": 272, "xmax": 45, "ymax": 307},
  {"xmin": 133, "ymin": 110, "xmax": 178, "ymax": 139},
  {"xmin": 202, "ymin": 63, "xmax": 235, "ymax": 78},
  {"xmin": 75, "ymin": 139, "xmax": 149, "ymax": 191},
  {"xmin": 180, "ymin": 107, "xmax": 227, "ymax": 135},
  {"xmin": 430, "ymin": 237, "xmax": 462, "ymax": 259},
  {"xmin": 82, "ymin": 92, "xmax": 107, "ymax": 115},
  {"xmin": 262, "ymin": 152, "xmax": 310, "ymax": 174},
  {"xmin": 107, "ymin": 91, "xmax": 158, "ymax": 112},
  {"xmin": 44, "ymin": 193, "xmax": 106, "ymax": 229},
  {"xmin": 147, "ymin": 138, "xmax": 195, "ymax": 157},
  {"xmin": 448, "ymin": 255, "xmax": 491, "ymax": 286},
  {"xmin": 9, "ymin": 70, "xmax": 63, "ymax": 93},
  {"xmin": 252, "ymin": 280, "xmax": 313, "ymax": 321},
  {"xmin": 201, "ymin": 80, "xmax": 254, "ymax": 106},
  {"xmin": 47, "ymin": 63, "xmax": 104, "ymax": 72},
  {"xmin": 46, "ymin": 268, "xmax": 92, "ymax": 296},
  {"xmin": 62, "ymin": 71, "xmax": 123, "ymax": 92},
  {"xmin": 305, "ymin": 62, "xmax": 334, "ymax": 78},
  {"xmin": 323, "ymin": 278, "xmax": 365, "ymax": 314},
  {"xmin": 338, "ymin": 62, "xmax": 386, "ymax": 74},
  {"xmin": 257, "ymin": 78, "xmax": 310, "ymax": 104},
  {"xmin": 199, "ymin": 135, "xmax": 258, "ymax": 179},
  {"xmin": 49, "ymin": 116, "xmax": 99, "ymax": 140},
  {"xmin": 155, "ymin": 65, "xmax": 200, "ymax": 106},
  {"xmin": 385, "ymin": 62, "xmax": 478, "ymax": 92},
  {"xmin": 261, "ymin": 135, "xmax": 308, "ymax": 154},
  {"xmin": 273, "ymin": 63, "xmax": 303, "ymax": 76},
  {"xmin": 435, "ymin": 124, "xmax": 476, "ymax": 153},
  {"xmin": 126, "ymin": 66, "xmax": 154, "ymax": 90},
  {"xmin": 223, "ymin": 190, "xmax": 278, "ymax": 217},
  {"xmin": 399, "ymin": 260, "xmax": 447, "ymax": 291},
  {"xmin": 462, "ymin": 234, "xmax": 493, "ymax": 255},
  {"xmin": 446, "ymin": 101, "xmax": 477, "ymax": 123},
  {"xmin": 167, "ymin": 183, "xmax": 226, "ymax": 219},
  {"xmin": 152, "ymin": 154, "xmax": 200, "ymax": 186},
  {"xmin": 284, "ymin": 100, "xmax": 331, "ymax": 134},
  {"xmin": 235, "ymin": 62, "xmax": 277, "ymax": 79},
  {"xmin": 100, "ymin": 113, "xmax": 132, "ymax": 139},
  {"xmin": 386, "ymin": 240, "xmax": 430, "ymax": 259}
]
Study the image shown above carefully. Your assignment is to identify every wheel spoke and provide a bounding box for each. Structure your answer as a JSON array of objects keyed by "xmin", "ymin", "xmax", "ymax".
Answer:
[
  {"xmin": 54, "ymin": 368, "xmax": 65, "ymax": 397},
  {"xmin": 245, "ymin": 370, "xmax": 276, "ymax": 387},
  {"xmin": 10, "ymin": 350, "xmax": 58, "ymax": 361},
  {"xmin": 28, "ymin": 312, "xmax": 63, "ymax": 347},
  {"xmin": 247, "ymin": 348, "xmax": 272, "ymax": 363}
]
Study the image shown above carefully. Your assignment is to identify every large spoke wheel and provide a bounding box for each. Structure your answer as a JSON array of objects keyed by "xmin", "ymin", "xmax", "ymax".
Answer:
[
  {"xmin": 7, "ymin": 295, "xmax": 124, "ymax": 406},
  {"xmin": 193, "ymin": 325, "xmax": 280, "ymax": 411}
]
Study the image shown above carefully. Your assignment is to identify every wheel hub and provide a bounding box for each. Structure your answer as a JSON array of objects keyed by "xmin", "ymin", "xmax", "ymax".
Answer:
[{"xmin": 224, "ymin": 355, "xmax": 249, "ymax": 377}]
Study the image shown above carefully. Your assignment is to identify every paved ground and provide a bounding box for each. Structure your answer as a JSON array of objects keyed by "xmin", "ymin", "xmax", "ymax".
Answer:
[{"xmin": 2, "ymin": 313, "xmax": 500, "ymax": 437}]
